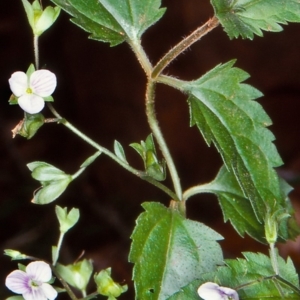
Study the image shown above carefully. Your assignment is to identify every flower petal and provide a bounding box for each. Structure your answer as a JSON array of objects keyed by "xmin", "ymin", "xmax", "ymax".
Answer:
[
  {"xmin": 219, "ymin": 286, "xmax": 239, "ymax": 300},
  {"xmin": 197, "ymin": 282, "xmax": 224, "ymax": 300},
  {"xmin": 18, "ymin": 94, "xmax": 45, "ymax": 114},
  {"xmin": 41, "ymin": 283, "xmax": 58, "ymax": 300},
  {"xmin": 5, "ymin": 270, "xmax": 30, "ymax": 294},
  {"xmin": 26, "ymin": 261, "xmax": 52, "ymax": 282},
  {"xmin": 23, "ymin": 288, "xmax": 47, "ymax": 300},
  {"xmin": 9, "ymin": 71, "xmax": 28, "ymax": 97},
  {"xmin": 30, "ymin": 70, "xmax": 57, "ymax": 97}
]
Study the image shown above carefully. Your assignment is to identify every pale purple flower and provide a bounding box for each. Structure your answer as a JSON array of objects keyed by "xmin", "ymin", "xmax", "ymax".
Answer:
[
  {"xmin": 198, "ymin": 282, "xmax": 239, "ymax": 300},
  {"xmin": 9, "ymin": 69, "xmax": 56, "ymax": 114},
  {"xmin": 5, "ymin": 261, "xmax": 58, "ymax": 300}
]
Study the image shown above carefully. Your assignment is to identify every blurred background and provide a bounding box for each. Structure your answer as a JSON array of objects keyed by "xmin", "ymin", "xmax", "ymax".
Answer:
[{"xmin": 1, "ymin": 0, "xmax": 300, "ymax": 298}]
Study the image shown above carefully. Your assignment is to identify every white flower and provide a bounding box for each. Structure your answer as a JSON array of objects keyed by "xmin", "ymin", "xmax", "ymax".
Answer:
[
  {"xmin": 9, "ymin": 69, "xmax": 57, "ymax": 114},
  {"xmin": 5, "ymin": 261, "xmax": 58, "ymax": 300},
  {"xmin": 198, "ymin": 282, "xmax": 239, "ymax": 300}
]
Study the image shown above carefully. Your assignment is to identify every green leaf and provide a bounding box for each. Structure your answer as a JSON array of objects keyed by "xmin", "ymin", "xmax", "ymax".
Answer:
[
  {"xmin": 129, "ymin": 202, "xmax": 223, "ymax": 300},
  {"xmin": 51, "ymin": 0, "xmax": 166, "ymax": 46},
  {"xmin": 130, "ymin": 142, "xmax": 144, "ymax": 158},
  {"xmin": 32, "ymin": 177, "xmax": 72, "ymax": 204},
  {"xmin": 166, "ymin": 279, "xmax": 201, "ymax": 300},
  {"xmin": 183, "ymin": 60, "xmax": 284, "ymax": 222},
  {"xmin": 211, "ymin": 0, "xmax": 300, "ymax": 39},
  {"xmin": 28, "ymin": 161, "xmax": 68, "ymax": 181},
  {"xmin": 200, "ymin": 165, "xmax": 266, "ymax": 243},
  {"xmin": 114, "ymin": 140, "xmax": 127, "ymax": 163},
  {"xmin": 211, "ymin": 252, "xmax": 300, "ymax": 299}
]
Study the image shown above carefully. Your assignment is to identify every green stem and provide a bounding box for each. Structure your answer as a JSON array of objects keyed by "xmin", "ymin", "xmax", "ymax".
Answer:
[
  {"xmin": 269, "ymin": 243, "xmax": 279, "ymax": 275},
  {"xmin": 34, "ymin": 35, "xmax": 39, "ymax": 69},
  {"xmin": 53, "ymin": 232, "xmax": 65, "ymax": 266},
  {"xmin": 156, "ymin": 75, "xmax": 187, "ymax": 91},
  {"xmin": 152, "ymin": 16, "xmax": 220, "ymax": 79},
  {"xmin": 146, "ymin": 80, "xmax": 182, "ymax": 200},
  {"xmin": 128, "ymin": 39, "xmax": 153, "ymax": 77},
  {"xmin": 46, "ymin": 103, "xmax": 178, "ymax": 200},
  {"xmin": 236, "ymin": 274, "xmax": 300, "ymax": 296},
  {"xmin": 72, "ymin": 167, "xmax": 87, "ymax": 180},
  {"xmin": 183, "ymin": 183, "xmax": 212, "ymax": 201}
]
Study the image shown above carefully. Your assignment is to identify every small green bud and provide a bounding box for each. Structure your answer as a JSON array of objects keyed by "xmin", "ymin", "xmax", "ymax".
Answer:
[
  {"xmin": 94, "ymin": 268, "xmax": 128, "ymax": 299},
  {"xmin": 264, "ymin": 209, "xmax": 290, "ymax": 244},
  {"xmin": 265, "ymin": 213, "xmax": 278, "ymax": 244},
  {"xmin": 56, "ymin": 259, "xmax": 93, "ymax": 292},
  {"xmin": 145, "ymin": 150, "xmax": 166, "ymax": 181},
  {"xmin": 21, "ymin": 0, "xmax": 61, "ymax": 36},
  {"xmin": 55, "ymin": 206, "xmax": 80, "ymax": 233},
  {"xmin": 4, "ymin": 249, "xmax": 28, "ymax": 260}
]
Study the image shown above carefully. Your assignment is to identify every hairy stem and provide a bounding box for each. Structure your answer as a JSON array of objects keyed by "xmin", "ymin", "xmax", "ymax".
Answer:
[
  {"xmin": 46, "ymin": 103, "xmax": 178, "ymax": 200},
  {"xmin": 145, "ymin": 80, "xmax": 182, "ymax": 200},
  {"xmin": 128, "ymin": 39, "xmax": 153, "ymax": 77},
  {"xmin": 152, "ymin": 16, "xmax": 220, "ymax": 79}
]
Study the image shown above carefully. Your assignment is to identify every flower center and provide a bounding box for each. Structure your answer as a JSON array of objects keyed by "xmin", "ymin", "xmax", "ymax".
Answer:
[
  {"xmin": 26, "ymin": 87, "xmax": 33, "ymax": 94},
  {"xmin": 30, "ymin": 279, "xmax": 42, "ymax": 288}
]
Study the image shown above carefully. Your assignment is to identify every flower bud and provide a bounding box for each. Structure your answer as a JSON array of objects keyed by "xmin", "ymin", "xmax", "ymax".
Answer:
[
  {"xmin": 56, "ymin": 260, "xmax": 93, "ymax": 292},
  {"xmin": 94, "ymin": 268, "xmax": 127, "ymax": 299},
  {"xmin": 21, "ymin": 0, "xmax": 60, "ymax": 36}
]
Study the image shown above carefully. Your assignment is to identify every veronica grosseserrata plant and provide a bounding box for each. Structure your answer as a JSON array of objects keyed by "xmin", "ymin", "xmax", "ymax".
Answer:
[{"xmin": 4, "ymin": 0, "xmax": 300, "ymax": 299}]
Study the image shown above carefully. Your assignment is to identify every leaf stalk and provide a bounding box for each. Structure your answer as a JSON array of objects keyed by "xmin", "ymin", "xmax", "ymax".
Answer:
[{"xmin": 152, "ymin": 16, "xmax": 220, "ymax": 79}]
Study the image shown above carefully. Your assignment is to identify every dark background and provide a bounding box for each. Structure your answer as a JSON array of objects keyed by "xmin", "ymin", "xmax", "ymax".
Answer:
[{"xmin": 1, "ymin": 0, "xmax": 300, "ymax": 299}]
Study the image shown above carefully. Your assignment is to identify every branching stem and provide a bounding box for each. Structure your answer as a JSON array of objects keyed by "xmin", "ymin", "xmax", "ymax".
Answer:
[
  {"xmin": 145, "ymin": 80, "xmax": 182, "ymax": 200},
  {"xmin": 46, "ymin": 103, "xmax": 178, "ymax": 200}
]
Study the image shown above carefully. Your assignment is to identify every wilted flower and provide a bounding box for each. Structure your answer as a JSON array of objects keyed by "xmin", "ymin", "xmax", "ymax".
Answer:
[
  {"xmin": 9, "ymin": 69, "xmax": 56, "ymax": 114},
  {"xmin": 198, "ymin": 282, "xmax": 239, "ymax": 300},
  {"xmin": 5, "ymin": 261, "xmax": 57, "ymax": 300}
]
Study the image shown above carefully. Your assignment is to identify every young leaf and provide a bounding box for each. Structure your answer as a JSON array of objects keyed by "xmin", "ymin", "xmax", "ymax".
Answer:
[
  {"xmin": 183, "ymin": 60, "xmax": 284, "ymax": 222},
  {"xmin": 129, "ymin": 202, "xmax": 223, "ymax": 300},
  {"xmin": 51, "ymin": 0, "xmax": 166, "ymax": 46},
  {"xmin": 55, "ymin": 206, "xmax": 80, "ymax": 233},
  {"xmin": 28, "ymin": 161, "xmax": 68, "ymax": 181},
  {"xmin": 212, "ymin": 252, "xmax": 300, "ymax": 299},
  {"xmin": 114, "ymin": 140, "xmax": 127, "ymax": 163},
  {"xmin": 32, "ymin": 177, "xmax": 72, "ymax": 205},
  {"xmin": 211, "ymin": 0, "xmax": 300, "ymax": 39}
]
